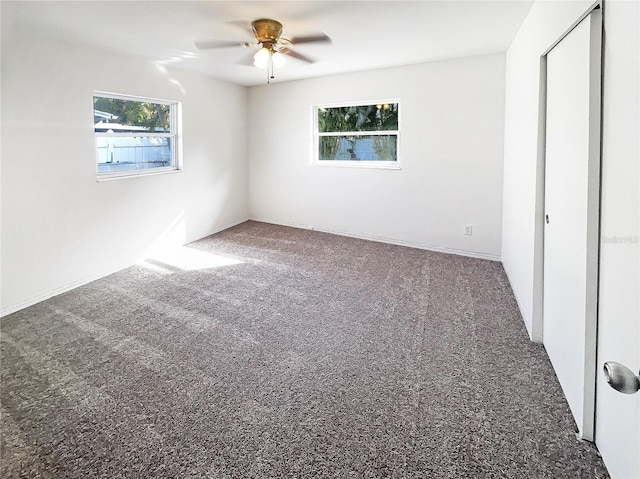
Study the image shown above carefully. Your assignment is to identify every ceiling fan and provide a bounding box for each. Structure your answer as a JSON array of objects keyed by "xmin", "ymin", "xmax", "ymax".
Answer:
[{"xmin": 195, "ymin": 18, "xmax": 331, "ymax": 82}]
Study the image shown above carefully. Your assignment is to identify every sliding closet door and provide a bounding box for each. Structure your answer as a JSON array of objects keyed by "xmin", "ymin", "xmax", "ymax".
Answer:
[{"xmin": 543, "ymin": 8, "xmax": 601, "ymax": 441}]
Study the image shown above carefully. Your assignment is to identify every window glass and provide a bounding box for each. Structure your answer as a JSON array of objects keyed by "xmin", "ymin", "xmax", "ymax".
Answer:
[
  {"xmin": 319, "ymin": 135, "xmax": 397, "ymax": 161},
  {"xmin": 94, "ymin": 94, "xmax": 179, "ymax": 178},
  {"xmin": 314, "ymin": 102, "xmax": 399, "ymax": 166}
]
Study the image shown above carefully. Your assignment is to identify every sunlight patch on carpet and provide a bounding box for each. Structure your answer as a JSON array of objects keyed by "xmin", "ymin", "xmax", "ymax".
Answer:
[{"xmin": 141, "ymin": 245, "xmax": 244, "ymax": 273}]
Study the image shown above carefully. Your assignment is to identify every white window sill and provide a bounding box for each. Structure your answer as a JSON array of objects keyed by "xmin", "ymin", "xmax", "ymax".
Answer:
[
  {"xmin": 311, "ymin": 161, "xmax": 401, "ymax": 170},
  {"xmin": 97, "ymin": 168, "xmax": 182, "ymax": 182}
]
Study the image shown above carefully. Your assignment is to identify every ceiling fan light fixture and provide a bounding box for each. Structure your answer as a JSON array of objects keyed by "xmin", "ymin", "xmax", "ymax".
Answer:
[
  {"xmin": 253, "ymin": 47, "xmax": 270, "ymax": 69},
  {"xmin": 253, "ymin": 46, "xmax": 287, "ymax": 70},
  {"xmin": 272, "ymin": 51, "xmax": 287, "ymax": 68}
]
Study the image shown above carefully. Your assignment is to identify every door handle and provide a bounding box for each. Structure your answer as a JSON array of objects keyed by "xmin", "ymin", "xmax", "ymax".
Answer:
[
  {"xmin": 603, "ymin": 361, "xmax": 640, "ymax": 394},
  {"xmin": 545, "ymin": 214, "xmax": 550, "ymax": 224}
]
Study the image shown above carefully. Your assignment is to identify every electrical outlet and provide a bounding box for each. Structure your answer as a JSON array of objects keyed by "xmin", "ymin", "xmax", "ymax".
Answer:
[{"xmin": 464, "ymin": 225, "xmax": 473, "ymax": 236}]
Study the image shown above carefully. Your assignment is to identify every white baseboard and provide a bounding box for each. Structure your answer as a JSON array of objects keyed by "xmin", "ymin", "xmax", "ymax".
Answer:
[
  {"xmin": 249, "ymin": 216, "xmax": 502, "ymax": 262},
  {"xmin": 183, "ymin": 216, "xmax": 250, "ymax": 247},
  {"xmin": 1, "ymin": 266, "xmax": 126, "ymax": 318},
  {"xmin": 1, "ymin": 216, "xmax": 251, "ymax": 318},
  {"xmin": 3, "ymin": 216, "xmax": 505, "ymax": 317},
  {"xmin": 501, "ymin": 260, "xmax": 541, "ymax": 343}
]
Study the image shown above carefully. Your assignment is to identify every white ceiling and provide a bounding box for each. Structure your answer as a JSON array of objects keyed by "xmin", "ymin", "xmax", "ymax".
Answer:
[{"xmin": 5, "ymin": 0, "xmax": 534, "ymax": 86}]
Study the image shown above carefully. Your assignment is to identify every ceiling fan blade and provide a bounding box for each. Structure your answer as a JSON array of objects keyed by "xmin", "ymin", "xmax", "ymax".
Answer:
[
  {"xmin": 225, "ymin": 20, "xmax": 254, "ymax": 36},
  {"xmin": 279, "ymin": 47, "xmax": 316, "ymax": 64},
  {"xmin": 287, "ymin": 33, "xmax": 332, "ymax": 45},
  {"xmin": 194, "ymin": 40, "xmax": 256, "ymax": 50}
]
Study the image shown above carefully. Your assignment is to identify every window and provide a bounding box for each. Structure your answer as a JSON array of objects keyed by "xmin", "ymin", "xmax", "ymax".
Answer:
[
  {"xmin": 313, "ymin": 101, "xmax": 400, "ymax": 167},
  {"xmin": 94, "ymin": 92, "xmax": 180, "ymax": 179}
]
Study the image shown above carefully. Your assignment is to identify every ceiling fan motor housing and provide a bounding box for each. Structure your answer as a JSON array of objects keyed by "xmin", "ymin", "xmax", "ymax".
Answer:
[{"xmin": 252, "ymin": 19, "xmax": 283, "ymax": 45}]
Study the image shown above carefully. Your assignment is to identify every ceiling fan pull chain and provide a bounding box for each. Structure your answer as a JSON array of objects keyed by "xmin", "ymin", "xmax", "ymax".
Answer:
[{"xmin": 268, "ymin": 53, "xmax": 275, "ymax": 83}]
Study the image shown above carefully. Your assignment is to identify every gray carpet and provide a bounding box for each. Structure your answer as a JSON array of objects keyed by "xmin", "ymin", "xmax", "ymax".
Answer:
[{"xmin": 1, "ymin": 221, "xmax": 609, "ymax": 478}]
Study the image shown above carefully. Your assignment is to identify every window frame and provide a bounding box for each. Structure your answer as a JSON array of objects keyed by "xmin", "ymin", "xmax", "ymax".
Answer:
[
  {"xmin": 312, "ymin": 99, "xmax": 401, "ymax": 169},
  {"xmin": 93, "ymin": 91, "xmax": 182, "ymax": 180}
]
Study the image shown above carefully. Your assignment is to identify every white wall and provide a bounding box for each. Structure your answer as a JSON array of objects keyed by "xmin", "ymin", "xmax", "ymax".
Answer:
[
  {"xmin": 248, "ymin": 54, "xmax": 506, "ymax": 260},
  {"xmin": 0, "ymin": 11, "xmax": 249, "ymax": 315},
  {"xmin": 501, "ymin": 0, "xmax": 598, "ymax": 339}
]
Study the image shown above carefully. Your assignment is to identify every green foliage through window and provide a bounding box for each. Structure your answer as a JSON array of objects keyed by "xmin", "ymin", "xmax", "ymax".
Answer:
[
  {"xmin": 318, "ymin": 103, "xmax": 398, "ymax": 133},
  {"xmin": 94, "ymin": 97, "xmax": 171, "ymax": 132}
]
